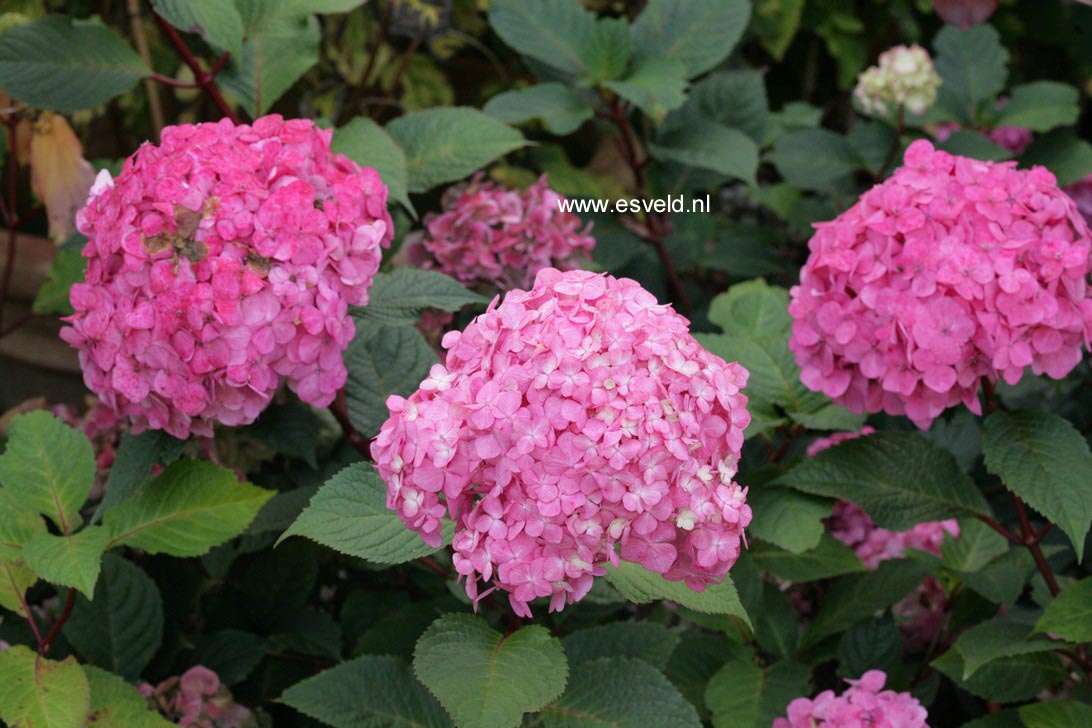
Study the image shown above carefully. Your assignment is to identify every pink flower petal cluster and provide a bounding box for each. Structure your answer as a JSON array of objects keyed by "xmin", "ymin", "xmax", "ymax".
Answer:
[
  {"xmin": 62, "ymin": 115, "xmax": 393, "ymax": 438},
  {"xmin": 811, "ymin": 429, "xmax": 959, "ymax": 651},
  {"xmin": 412, "ymin": 174, "xmax": 595, "ymax": 291},
  {"xmin": 373, "ymin": 268, "xmax": 752, "ymax": 616},
  {"xmin": 140, "ymin": 666, "xmax": 252, "ymax": 728},
  {"xmin": 789, "ymin": 140, "xmax": 1092, "ymax": 429},
  {"xmin": 774, "ymin": 670, "xmax": 929, "ymax": 728}
]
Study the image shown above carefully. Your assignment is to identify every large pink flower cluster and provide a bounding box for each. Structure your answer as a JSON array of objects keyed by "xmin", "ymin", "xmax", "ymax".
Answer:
[
  {"xmin": 62, "ymin": 115, "xmax": 392, "ymax": 438},
  {"xmin": 373, "ymin": 268, "xmax": 752, "ymax": 616},
  {"xmin": 413, "ymin": 174, "xmax": 594, "ymax": 291},
  {"xmin": 789, "ymin": 140, "xmax": 1092, "ymax": 428},
  {"xmin": 811, "ymin": 429, "xmax": 959, "ymax": 651},
  {"xmin": 774, "ymin": 670, "xmax": 929, "ymax": 728},
  {"xmin": 140, "ymin": 666, "xmax": 252, "ymax": 728}
]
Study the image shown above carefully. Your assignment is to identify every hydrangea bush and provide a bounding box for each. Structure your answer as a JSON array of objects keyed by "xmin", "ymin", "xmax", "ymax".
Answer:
[{"xmin": 0, "ymin": 2, "xmax": 1089, "ymax": 728}]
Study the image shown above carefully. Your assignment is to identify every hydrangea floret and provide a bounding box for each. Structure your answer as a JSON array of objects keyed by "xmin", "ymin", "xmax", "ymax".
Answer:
[
  {"xmin": 62, "ymin": 115, "xmax": 393, "ymax": 438},
  {"xmin": 789, "ymin": 140, "xmax": 1092, "ymax": 429},
  {"xmin": 811, "ymin": 428, "xmax": 959, "ymax": 651},
  {"xmin": 372, "ymin": 268, "xmax": 752, "ymax": 616},
  {"xmin": 854, "ymin": 45, "xmax": 942, "ymax": 117},
  {"xmin": 774, "ymin": 670, "xmax": 929, "ymax": 728},
  {"xmin": 140, "ymin": 665, "xmax": 253, "ymax": 728},
  {"xmin": 409, "ymin": 174, "xmax": 595, "ymax": 291}
]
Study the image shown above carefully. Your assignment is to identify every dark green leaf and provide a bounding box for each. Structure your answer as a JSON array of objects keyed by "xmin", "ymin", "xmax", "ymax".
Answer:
[
  {"xmin": 705, "ymin": 656, "xmax": 810, "ymax": 728},
  {"xmin": 632, "ymin": 0, "xmax": 752, "ymax": 78},
  {"xmin": 358, "ymin": 269, "xmax": 486, "ymax": 327},
  {"xmin": 561, "ymin": 623, "xmax": 679, "ymax": 670},
  {"xmin": 749, "ymin": 534, "xmax": 867, "ymax": 582},
  {"xmin": 343, "ymin": 322, "xmax": 437, "ymax": 437},
  {"xmin": 487, "ymin": 0, "xmax": 596, "ymax": 77},
  {"xmin": 484, "ymin": 84, "xmax": 595, "ymax": 136},
  {"xmin": 332, "ymin": 117, "xmax": 412, "ymax": 213},
  {"xmin": 151, "ymin": 0, "xmax": 244, "ymax": 54},
  {"xmin": 1035, "ymin": 577, "xmax": 1092, "ymax": 643}
]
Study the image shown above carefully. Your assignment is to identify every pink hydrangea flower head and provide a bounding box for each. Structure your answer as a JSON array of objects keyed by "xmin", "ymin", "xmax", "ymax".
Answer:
[
  {"xmin": 373, "ymin": 268, "xmax": 752, "ymax": 616},
  {"xmin": 61, "ymin": 115, "xmax": 393, "ymax": 438},
  {"xmin": 855, "ymin": 45, "xmax": 941, "ymax": 117},
  {"xmin": 415, "ymin": 174, "xmax": 595, "ymax": 291},
  {"xmin": 789, "ymin": 140, "xmax": 1092, "ymax": 429},
  {"xmin": 774, "ymin": 670, "xmax": 929, "ymax": 728}
]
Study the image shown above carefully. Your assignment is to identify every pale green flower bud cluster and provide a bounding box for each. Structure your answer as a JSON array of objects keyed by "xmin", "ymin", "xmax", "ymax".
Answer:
[{"xmin": 854, "ymin": 44, "xmax": 941, "ymax": 117}]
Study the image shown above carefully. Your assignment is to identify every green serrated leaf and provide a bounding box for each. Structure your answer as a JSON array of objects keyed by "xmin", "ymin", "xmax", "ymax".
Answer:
[
  {"xmin": 604, "ymin": 58, "xmax": 688, "ymax": 125},
  {"xmin": 0, "ymin": 16, "xmax": 149, "ymax": 111},
  {"xmin": 0, "ymin": 490, "xmax": 45, "ymax": 562},
  {"xmin": 21, "ymin": 527, "xmax": 109, "ymax": 598},
  {"xmin": 1020, "ymin": 130, "xmax": 1092, "ymax": 186},
  {"xmin": 585, "ymin": 17, "xmax": 631, "ymax": 82},
  {"xmin": 93, "ymin": 430, "xmax": 184, "ymax": 523},
  {"xmin": 982, "ymin": 410, "xmax": 1092, "ymax": 555},
  {"xmin": 995, "ymin": 82, "xmax": 1080, "ymax": 132},
  {"xmin": 1035, "ymin": 577, "xmax": 1092, "ymax": 643},
  {"xmin": 0, "ymin": 645, "xmax": 90, "ymax": 728},
  {"xmin": 705, "ymin": 656, "xmax": 810, "ymax": 728},
  {"xmin": 775, "ymin": 431, "xmax": 991, "ymax": 531},
  {"xmin": 954, "ymin": 619, "xmax": 1066, "ymax": 680},
  {"xmin": 344, "ymin": 321, "xmax": 437, "ymax": 437},
  {"xmin": 632, "ymin": 0, "xmax": 751, "ymax": 78},
  {"xmin": 62, "ymin": 554, "xmax": 163, "ymax": 680},
  {"xmin": 31, "ymin": 247, "xmax": 85, "ymax": 316},
  {"xmin": 83, "ymin": 665, "xmax": 172, "ymax": 728},
  {"xmin": 561, "ymin": 623, "xmax": 680, "ymax": 670},
  {"xmin": 933, "ymin": 24, "xmax": 1009, "ymax": 124},
  {"xmin": 1019, "ymin": 700, "xmax": 1092, "ymax": 728},
  {"xmin": 931, "ymin": 648, "xmax": 1066, "ymax": 703},
  {"xmin": 941, "ymin": 518, "xmax": 1008, "ymax": 573},
  {"xmin": 650, "ymin": 120, "xmax": 757, "ymax": 185},
  {"xmin": 280, "ymin": 654, "xmax": 453, "ymax": 728},
  {"xmin": 484, "ymin": 84, "xmax": 595, "ymax": 136},
  {"xmin": 604, "ymin": 561, "xmax": 751, "ymax": 628},
  {"xmin": 281, "ymin": 462, "xmax": 448, "ymax": 564},
  {"xmin": 749, "ymin": 533, "xmax": 867, "ymax": 582},
  {"xmin": 0, "ymin": 411, "xmax": 95, "ymax": 534},
  {"xmin": 801, "ymin": 559, "xmax": 930, "ymax": 648},
  {"xmin": 665, "ymin": 70, "xmax": 769, "ymax": 144},
  {"xmin": 837, "ymin": 617, "xmax": 901, "ymax": 678},
  {"xmin": 745, "ymin": 486, "xmax": 831, "ymax": 555},
  {"xmin": 151, "ymin": 0, "xmax": 244, "ymax": 54},
  {"xmin": 386, "ymin": 107, "xmax": 526, "ymax": 193},
  {"xmin": 413, "ymin": 614, "xmax": 568, "ymax": 728},
  {"xmin": 487, "ymin": 0, "xmax": 596, "ymax": 77},
  {"xmin": 358, "ymin": 269, "xmax": 486, "ymax": 327},
  {"xmin": 103, "ymin": 460, "xmax": 273, "ymax": 557},
  {"xmin": 0, "ymin": 559, "xmax": 37, "ymax": 615},
  {"xmin": 332, "ymin": 117, "xmax": 412, "ymax": 213},
  {"xmin": 769, "ymin": 128, "xmax": 859, "ymax": 190},
  {"xmin": 542, "ymin": 657, "xmax": 700, "ymax": 728}
]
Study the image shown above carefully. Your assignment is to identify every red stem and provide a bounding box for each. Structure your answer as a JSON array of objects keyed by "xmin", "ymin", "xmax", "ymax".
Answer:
[
  {"xmin": 39, "ymin": 588, "xmax": 77, "ymax": 655},
  {"xmin": 329, "ymin": 390, "xmax": 372, "ymax": 458},
  {"xmin": 1011, "ymin": 493, "xmax": 1060, "ymax": 597},
  {"xmin": 154, "ymin": 15, "xmax": 241, "ymax": 124}
]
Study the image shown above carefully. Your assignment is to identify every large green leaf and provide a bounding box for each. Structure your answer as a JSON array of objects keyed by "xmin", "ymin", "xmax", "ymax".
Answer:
[
  {"xmin": 386, "ymin": 108, "xmax": 526, "ymax": 193},
  {"xmin": 1020, "ymin": 701, "xmax": 1092, "ymax": 728},
  {"xmin": 584, "ymin": 17, "xmax": 632, "ymax": 82},
  {"xmin": 1020, "ymin": 130, "xmax": 1092, "ymax": 186},
  {"xmin": 413, "ymin": 614, "xmax": 568, "ymax": 728},
  {"xmin": 665, "ymin": 70, "xmax": 769, "ymax": 144},
  {"xmin": 103, "ymin": 460, "xmax": 273, "ymax": 557},
  {"xmin": 0, "ymin": 16, "xmax": 149, "ymax": 112},
  {"xmin": 650, "ymin": 120, "xmax": 757, "ymax": 185},
  {"xmin": 0, "ymin": 490, "xmax": 45, "ymax": 562},
  {"xmin": 484, "ymin": 84, "xmax": 595, "ymax": 136},
  {"xmin": 83, "ymin": 666, "xmax": 171, "ymax": 728},
  {"xmin": 931, "ymin": 649, "xmax": 1066, "ymax": 704},
  {"xmin": 933, "ymin": 24, "xmax": 1009, "ymax": 124},
  {"xmin": 62, "ymin": 554, "xmax": 163, "ymax": 681},
  {"xmin": 769, "ymin": 128, "xmax": 858, "ymax": 190},
  {"xmin": 332, "ymin": 117, "xmax": 412, "ymax": 213},
  {"xmin": 344, "ymin": 321, "xmax": 437, "ymax": 437},
  {"xmin": 487, "ymin": 0, "xmax": 596, "ymax": 77},
  {"xmin": 0, "ymin": 411, "xmax": 95, "ymax": 534},
  {"xmin": 560, "ymin": 623, "xmax": 679, "ymax": 670},
  {"xmin": 151, "ymin": 0, "xmax": 244, "ymax": 54},
  {"xmin": 995, "ymin": 81, "xmax": 1080, "ymax": 132},
  {"xmin": 1035, "ymin": 577, "xmax": 1092, "ymax": 643},
  {"xmin": 31, "ymin": 247, "xmax": 85, "ymax": 317},
  {"xmin": 632, "ymin": 0, "xmax": 752, "ymax": 78},
  {"xmin": 605, "ymin": 561, "xmax": 751, "ymax": 628},
  {"xmin": 775, "ymin": 431, "xmax": 991, "ymax": 531},
  {"xmin": 836, "ymin": 618, "xmax": 902, "ymax": 678},
  {"xmin": 982, "ymin": 410, "xmax": 1092, "ymax": 554},
  {"xmin": 21, "ymin": 527, "xmax": 109, "ymax": 598},
  {"xmin": 940, "ymin": 518, "xmax": 1008, "ymax": 573},
  {"xmin": 603, "ymin": 59, "xmax": 689, "ymax": 125},
  {"xmin": 953, "ymin": 620, "xmax": 1065, "ymax": 680},
  {"xmin": 93, "ymin": 430, "xmax": 184, "ymax": 523},
  {"xmin": 748, "ymin": 534, "xmax": 867, "ymax": 582},
  {"xmin": 281, "ymin": 654, "xmax": 452, "ymax": 728},
  {"xmin": 801, "ymin": 559, "xmax": 930, "ymax": 648},
  {"xmin": 282, "ymin": 462, "xmax": 448, "ymax": 564},
  {"xmin": 744, "ymin": 486, "xmax": 831, "ymax": 554},
  {"xmin": 0, "ymin": 559, "xmax": 37, "ymax": 615},
  {"xmin": 357, "ymin": 269, "xmax": 486, "ymax": 327},
  {"xmin": 540, "ymin": 657, "xmax": 701, "ymax": 728},
  {"xmin": 0, "ymin": 646, "xmax": 90, "ymax": 728},
  {"xmin": 705, "ymin": 657, "xmax": 810, "ymax": 728}
]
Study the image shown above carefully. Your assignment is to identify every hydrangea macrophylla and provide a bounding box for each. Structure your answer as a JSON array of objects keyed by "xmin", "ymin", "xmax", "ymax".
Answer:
[
  {"xmin": 407, "ymin": 174, "xmax": 595, "ymax": 292},
  {"xmin": 141, "ymin": 665, "xmax": 253, "ymax": 728},
  {"xmin": 773, "ymin": 670, "xmax": 929, "ymax": 728},
  {"xmin": 372, "ymin": 268, "xmax": 752, "ymax": 616},
  {"xmin": 854, "ymin": 45, "xmax": 941, "ymax": 117},
  {"xmin": 789, "ymin": 140, "xmax": 1092, "ymax": 429},
  {"xmin": 811, "ymin": 429, "xmax": 959, "ymax": 651},
  {"xmin": 61, "ymin": 115, "xmax": 393, "ymax": 438}
]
